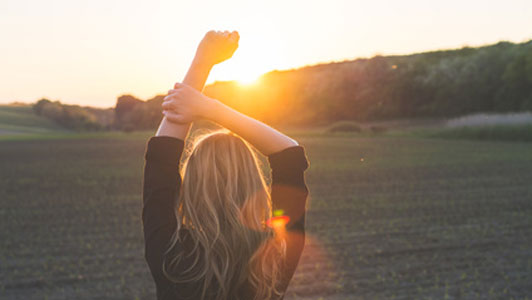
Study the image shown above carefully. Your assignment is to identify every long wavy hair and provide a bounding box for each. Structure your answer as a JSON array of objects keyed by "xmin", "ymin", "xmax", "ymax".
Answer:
[{"xmin": 163, "ymin": 129, "xmax": 286, "ymax": 300}]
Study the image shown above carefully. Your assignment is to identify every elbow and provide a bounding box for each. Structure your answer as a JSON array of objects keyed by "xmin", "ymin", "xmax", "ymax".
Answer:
[{"xmin": 290, "ymin": 137, "xmax": 299, "ymax": 147}]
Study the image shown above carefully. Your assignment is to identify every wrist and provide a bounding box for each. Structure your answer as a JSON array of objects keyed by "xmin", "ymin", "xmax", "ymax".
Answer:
[
  {"xmin": 192, "ymin": 54, "xmax": 214, "ymax": 71},
  {"xmin": 203, "ymin": 97, "xmax": 225, "ymax": 122}
]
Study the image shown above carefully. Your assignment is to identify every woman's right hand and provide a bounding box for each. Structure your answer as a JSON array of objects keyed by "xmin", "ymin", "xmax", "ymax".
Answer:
[
  {"xmin": 162, "ymin": 83, "xmax": 218, "ymax": 124},
  {"xmin": 195, "ymin": 30, "xmax": 239, "ymax": 66}
]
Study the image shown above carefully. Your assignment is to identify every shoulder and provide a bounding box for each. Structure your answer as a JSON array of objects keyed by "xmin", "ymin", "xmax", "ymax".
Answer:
[
  {"xmin": 145, "ymin": 136, "xmax": 186, "ymax": 165},
  {"xmin": 268, "ymin": 145, "xmax": 310, "ymax": 172}
]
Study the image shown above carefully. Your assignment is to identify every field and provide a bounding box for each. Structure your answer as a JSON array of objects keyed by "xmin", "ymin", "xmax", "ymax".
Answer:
[{"xmin": 1, "ymin": 132, "xmax": 532, "ymax": 299}]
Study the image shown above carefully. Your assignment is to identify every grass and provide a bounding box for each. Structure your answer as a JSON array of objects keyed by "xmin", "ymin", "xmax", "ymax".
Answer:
[
  {"xmin": 1, "ymin": 132, "xmax": 531, "ymax": 299},
  {"xmin": 426, "ymin": 124, "xmax": 532, "ymax": 142},
  {"xmin": 0, "ymin": 105, "xmax": 156, "ymax": 141}
]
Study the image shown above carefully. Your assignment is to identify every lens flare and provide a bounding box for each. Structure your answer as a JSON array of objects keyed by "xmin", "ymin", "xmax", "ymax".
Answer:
[{"xmin": 267, "ymin": 209, "xmax": 290, "ymax": 229}]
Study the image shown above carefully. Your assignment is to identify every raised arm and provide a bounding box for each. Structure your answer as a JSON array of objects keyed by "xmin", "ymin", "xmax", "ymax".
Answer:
[
  {"xmin": 143, "ymin": 31, "xmax": 240, "ymax": 300},
  {"xmin": 210, "ymin": 100, "xmax": 299, "ymax": 155},
  {"xmin": 162, "ymin": 86, "xmax": 298, "ymax": 156},
  {"xmin": 156, "ymin": 30, "xmax": 239, "ymax": 140}
]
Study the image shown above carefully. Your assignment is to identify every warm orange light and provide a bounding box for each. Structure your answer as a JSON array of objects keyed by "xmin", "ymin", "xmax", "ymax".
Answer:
[
  {"xmin": 267, "ymin": 215, "xmax": 290, "ymax": 229},
  {"xmin": 237, "ymin": 75, "xmax": 260, "ymax": 86},
  {"xmin": 210, "ymin": 35, "xmax": 275, "ymax": 86}
]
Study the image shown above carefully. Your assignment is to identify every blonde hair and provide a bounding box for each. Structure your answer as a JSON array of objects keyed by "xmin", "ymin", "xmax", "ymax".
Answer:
[{"xmin": 163, "ymin": 129, "xmax": 286, "ymax": 300}]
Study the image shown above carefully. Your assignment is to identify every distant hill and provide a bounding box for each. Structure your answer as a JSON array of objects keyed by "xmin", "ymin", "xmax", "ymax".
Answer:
[
  {"xmin": 6, "ymin": 39, "xmax": 532, "ymax": 132},
  {"xmin": 112, "ymin": 39, "xmax": 532, "ymax": 130},
  {"xmin": 0, "ymin": 104, "xmax": 66, "ymax": 135},
  {"xmin": 0, "ymin": 100, "xmax": 115, "ymax": 135}
]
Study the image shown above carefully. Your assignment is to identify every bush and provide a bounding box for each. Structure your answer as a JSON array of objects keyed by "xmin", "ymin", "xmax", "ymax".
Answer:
[
  {"xmin": 326, "ymin": 121, "xmax": 362, "ymax": 133},
  {"xmin": 122, "ymin": 124, "xmax": 135, "ymax": 133},
  {"xmin": 32, "ymin": 99, "xmax": 103, "ymax": 131},
  {"xmin": 33, "ymin": 98, "xmax": 53, "ymax": 115},
  {"xmin": 114, "ymin": 95, "xmax": 163, "ymax": 131},
  {"xmin": 369, "ymin": 125, "xmax": 388, "ymax": 134}
]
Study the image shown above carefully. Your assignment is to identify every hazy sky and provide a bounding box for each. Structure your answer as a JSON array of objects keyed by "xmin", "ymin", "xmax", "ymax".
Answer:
[{"xmin": 1, "ymin": 0, "xmax": 531, "ymax": 107}]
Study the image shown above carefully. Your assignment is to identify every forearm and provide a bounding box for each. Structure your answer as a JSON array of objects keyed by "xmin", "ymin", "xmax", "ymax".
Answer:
[
  {"xmin": 208, "ymin": 99, "xmax": 298, "ymax": 156},
  {"xmin": 182, "ymin": 56, "xmax": 213, "ymax": 91},
  {"xmin": 156, "ymin": 56, "xmax": 213, "ymax": 138}
]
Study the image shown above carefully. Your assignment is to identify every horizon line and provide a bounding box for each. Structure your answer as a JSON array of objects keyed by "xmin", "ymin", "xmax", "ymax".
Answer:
[{"xmin": 2, "ymin": 36, "xmax": 531, "ymax": 109}]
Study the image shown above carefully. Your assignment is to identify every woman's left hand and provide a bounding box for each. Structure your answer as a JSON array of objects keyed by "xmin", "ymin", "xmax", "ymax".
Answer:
[{"xmin": 162, "ymin": 83, "xmax": 214, "ymax": 124}]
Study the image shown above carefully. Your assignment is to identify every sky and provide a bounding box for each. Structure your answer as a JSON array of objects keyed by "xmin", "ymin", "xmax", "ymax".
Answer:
[{"xmin": 1, "ymin": 0, "xmax": 532, "ymax": 108}]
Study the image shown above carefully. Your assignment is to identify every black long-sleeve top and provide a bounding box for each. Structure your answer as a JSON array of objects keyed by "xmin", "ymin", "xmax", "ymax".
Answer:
[{"xmin": 142, "ymin": 136, "xmax": 310, "ymax": 300}]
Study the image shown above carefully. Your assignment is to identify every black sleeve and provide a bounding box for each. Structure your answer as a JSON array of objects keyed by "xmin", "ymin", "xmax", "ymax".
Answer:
[
  {"xmin": 142, "ymin": 136, "xmax": 185, "ymax": 299},
  {"xmin": 267, "ymin": 145, "xmax": 310, "ymax": 293},
  {"xmin": 268, "ymin": 145, "xmax": 310, "ymax": 232}
]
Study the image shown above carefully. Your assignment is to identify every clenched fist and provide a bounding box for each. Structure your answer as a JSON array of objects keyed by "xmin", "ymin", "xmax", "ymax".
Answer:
[{"xmin": 195, "ymin": 30, "xmax": 239, "ymax": 66}]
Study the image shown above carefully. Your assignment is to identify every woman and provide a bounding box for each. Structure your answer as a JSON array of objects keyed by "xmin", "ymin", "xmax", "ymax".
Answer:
[{"xmin": 142, "ymin": 30, "xmax": 310, "ymax": 300}]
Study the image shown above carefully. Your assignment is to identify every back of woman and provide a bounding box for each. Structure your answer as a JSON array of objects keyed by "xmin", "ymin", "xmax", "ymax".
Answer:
[{"xmin": 142, "ymin": 31, "xmax": 310, "ymax": 300}]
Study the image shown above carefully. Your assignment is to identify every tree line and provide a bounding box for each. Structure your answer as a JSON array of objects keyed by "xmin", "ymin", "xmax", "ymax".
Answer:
[
  {"xmin": 202, "ymin": 40, "xmax": 532, "ymax": 126},
  {"xmin": 33, "ymin": 39, "xmax": 532, "ymax": 130},
  {"xmin": 33, "ymin": 99, "xmax": 113, "ymax": 131}
]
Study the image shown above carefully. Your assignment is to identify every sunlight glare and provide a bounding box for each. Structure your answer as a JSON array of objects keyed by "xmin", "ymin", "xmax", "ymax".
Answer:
[
  {"xmin": 209, "ymin": 33, "xmax": 283, "ymax": 86},
  {"xmin": 237, "ymin": 74, "xmax": 260, "ymax": 86}
]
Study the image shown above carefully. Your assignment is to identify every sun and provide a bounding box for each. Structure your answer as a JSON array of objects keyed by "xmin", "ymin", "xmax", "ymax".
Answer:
[
  {"xmin": 212, "ymin": 59, "xmax": 264, "ymax": 86},
  {"xmin": 236, "ymin": 73, "xmax": 261, "ymax": 86},
  {"xmin": 209, "ymin": 36, "xmax": 277, "ymax": 87}
]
